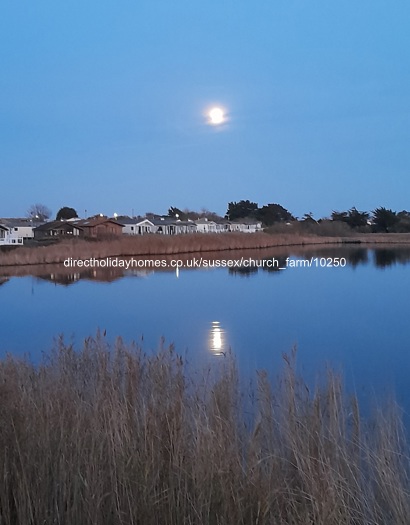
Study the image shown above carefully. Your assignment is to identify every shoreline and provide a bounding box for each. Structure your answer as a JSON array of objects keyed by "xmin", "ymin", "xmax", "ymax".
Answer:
[{"xmin": 2, "ymin": 232, "xmax": 410, "ymax": 269}]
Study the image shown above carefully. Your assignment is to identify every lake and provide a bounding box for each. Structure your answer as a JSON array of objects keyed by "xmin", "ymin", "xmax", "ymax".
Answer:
[{"xmin": 1, "ymin": 244, "xmax": 410, "ymax": 415}]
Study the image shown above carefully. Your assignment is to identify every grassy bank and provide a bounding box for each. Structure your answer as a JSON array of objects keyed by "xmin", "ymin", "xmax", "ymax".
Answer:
[
  {"xmin": 1, "ymin": 337, "xmax": 409, "ymax": 524},
  {"xmin": 2, "ymin": 231, "xmax": 410, "ymax": 268}
]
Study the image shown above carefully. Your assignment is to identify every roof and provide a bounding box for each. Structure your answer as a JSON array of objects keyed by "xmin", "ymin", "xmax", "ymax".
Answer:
[
  {"xmin": 0, "ymin": 218, "xmax": 45, "ymax": 228},
  {"xmin": 195, "ymin": 218, "xmax": 217, "ymax": 225},
  {"xmin": 176, "ymin": 220, "xmax": 196, "ymax": 226},
  {"xmin": 150, "ymin": 218, "xmax": 178, "ymax": 226},
  {"xmin": 73, "ymin": 218, "xmax": 124, "ymax": 228},
  {"xmin": 150, "ymin": 218, "xmax": 196, "ymax": 227},
  {"xmin": 119, "ymin": 217, "xmax": 154, "ymax": 226},
  {"xmin": 34, "ymin": 220, "xmax": 84, "ymax": 232}
]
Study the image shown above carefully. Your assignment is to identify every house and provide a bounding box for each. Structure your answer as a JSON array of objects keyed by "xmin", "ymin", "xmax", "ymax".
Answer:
[
  {"xmin": 228, "ymin": 219, "xmax": 263, "ymax": 233},
  {"xmin": 234, "ymin": 218, "xmax": 263, "ymax": 233},
  {"xmin": 227, "ymin": 221, "xmax": 243, "ymax": 233},
  {"xmin": 0, "ymin": 224, "xmax": 24, "ymax": 245},
  {"xmin": 119, "ymin": 217, "xmax": 155, "ymax": 235},
  {"xmin": 73, "ymin": 217, "xmax": 124, "ymax": 238},
  {"xmin": 215, "ymin": 221, "xmax": 231, "ymax": 233},
  {"xmin": 173, "ymin": 220, "xmax": 197, "ymax": 234},
  {"xmin": 33, "ymin": 220, "xmax": 84, "ymax": 240},
  {"xmin": 0, "ymin": 218, "xmax": 43, "ymax": 241},
  {"xmin": 194, "ymin": 217, "xmax": 262, "ymax": 234},
  {"xmin": 150, "ymin": 218, "xmax": 175, "ymax": 235},
  {"xmin": 195, "ymin": 218, "xmax": 218, "ymax": 233},
  {"xmin": 150, "ymin": 217, "xmax": 196, "ymax": 235}
]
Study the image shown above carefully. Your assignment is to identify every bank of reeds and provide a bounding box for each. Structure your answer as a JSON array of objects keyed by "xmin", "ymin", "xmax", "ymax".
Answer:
[
  {"xmin": 3, "ymin": 231, "xmax": 410, "ymax": 268},
  {"xmin": 1, "ymin": 337, "xmax": 410, "ymax": 524},
  {"xmin": 0, "ymin": 232, "xmax": 340, "ymax": 267}
]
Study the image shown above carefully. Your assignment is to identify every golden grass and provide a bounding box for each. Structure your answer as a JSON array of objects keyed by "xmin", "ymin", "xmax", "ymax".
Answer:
[{"xmin": 1, "ymin": 338, "xmax": 409, "ymax": 524}]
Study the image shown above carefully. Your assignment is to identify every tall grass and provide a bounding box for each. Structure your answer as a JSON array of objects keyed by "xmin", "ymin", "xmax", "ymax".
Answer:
[
  {"xmin": 0, "ymin": 232, "xmax": 343, "ymax": 267},
  {"xmin": 3, "ymin": 231, "xmax": 410, "ymax": 268},
  {"xmin": 1, "ymin": 338, "xmax": 410, "ymax": 524}
]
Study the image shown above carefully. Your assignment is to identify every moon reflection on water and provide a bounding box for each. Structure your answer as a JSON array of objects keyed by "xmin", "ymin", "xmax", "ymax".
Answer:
[{"xmin": 209, "ymin": 321, "xmax": 227, "ymax": 356}]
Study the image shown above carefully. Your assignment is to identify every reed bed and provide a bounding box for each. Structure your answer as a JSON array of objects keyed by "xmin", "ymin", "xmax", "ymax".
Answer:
[
  {"xmin": 1, "ymin": 338, "xmax": 410, "ymax": 524},
  {"xmin": 0, "ymin": 232, "xmax": 340, "ymax": 267},
  {"xmin": 2, "ymin": 232, "xmax": 410, "ymax": 268}
]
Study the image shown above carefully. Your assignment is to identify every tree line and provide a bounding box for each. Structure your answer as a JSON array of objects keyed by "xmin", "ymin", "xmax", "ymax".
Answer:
[
  {"xmin": 25, "ymin": 202, "xmax": 410, "ymax": 233},
  {"xmin": 329, "ymin": 206, "xmax": 410, "ymax": 233},
  {"xmin": 225, "ymin": 201, "xmax": 410, "ymax": 233},
  {"xmin": 168, "ymin": 202, "xmax": 295, "ymax": 226}
]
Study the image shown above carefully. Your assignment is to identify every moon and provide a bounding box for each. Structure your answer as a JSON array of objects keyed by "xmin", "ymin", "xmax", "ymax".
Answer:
[{"xmin": 208, "ymin": 107, "xmax": 225, "ymax": 125}]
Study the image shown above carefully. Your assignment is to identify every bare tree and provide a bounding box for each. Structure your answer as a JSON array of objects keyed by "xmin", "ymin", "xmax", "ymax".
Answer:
[{"xmin": 27, "ymin": 203, "xmax": 52, "ymax": 221}]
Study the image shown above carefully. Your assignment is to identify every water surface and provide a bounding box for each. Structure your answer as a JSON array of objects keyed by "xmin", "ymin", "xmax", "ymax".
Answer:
[{"xmin": 1, "ymin": 245, "xmax": 410, "ymax": 414}]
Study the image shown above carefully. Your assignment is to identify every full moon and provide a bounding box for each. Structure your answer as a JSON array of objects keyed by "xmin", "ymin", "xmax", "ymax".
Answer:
[{"xmin": 208, "ymin": 107, "xmax": 225, "ymax": 125}]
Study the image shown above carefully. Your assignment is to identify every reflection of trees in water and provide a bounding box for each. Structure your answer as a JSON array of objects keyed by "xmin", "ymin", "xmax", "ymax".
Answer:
[
  {"xmin": 374, "ymin": 249, "xmax": 397, "ymax": 268},
  {"xmin": 228, "ymin": 266, "xmax": 259, "ymax": 277},
  {"xmin": 297, "ymin": 246, "xmax": 410, "ymax": 269},
  {"xmin": 228, "ymin": 256, "xmax": 288, "ymax": 277},
  {"xmin": 343, "ymin": 248, "xmax": 369, "ymax": 267},
  {"xmin": 262, "ymin": 256, "xmax": 288, "ymax": 273},
  {"xmin": 373, "ymin": 248, "xmax": 410, "ymax": 268},
  {"xmin": 220, "ymin": 248, "xmax": 410, "ymax": 276}
]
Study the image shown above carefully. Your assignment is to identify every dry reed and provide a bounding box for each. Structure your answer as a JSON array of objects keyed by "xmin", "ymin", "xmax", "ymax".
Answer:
[
  {"xmin": 1, "ymin": 338, "xmax": 409, "ymax": 524},
  {"xmin": 0, "ymin": 232, "xmax": 342, "ymax": 267},
  {"xmin": 2, "ymin": 232, "xmax": 410, "ymax": 268}
]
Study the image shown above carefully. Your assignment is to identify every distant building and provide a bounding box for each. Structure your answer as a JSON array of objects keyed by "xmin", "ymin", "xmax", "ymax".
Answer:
[
  {"xmin": 33, "ymin": 220, "xmax": 84, "ymax": 240},
  {"xmin": 195, "ymin": 217, "xmax": 262, "ymax": 233},
  {"xmin": 118, "ymin": 217, "xmax": 156, "ymax": 235},
  {"xmin": 0, "ymin": 224, "xmax": 24, "ymax": 245},
  {"xmin": 0, "ymin": 218, "xmax": 44, "ymax": 242},
  {"xmin": 72, "ymin": 217, "xmax": 124, "ymax": 238},
  {"xmin": 195, "ymin": 218, "xmax": 218, "ymax": 233},
  {"xmin": 150, "ymin": 217, "xmax": 197, "ymax": 235},
  {"xmin": 231, "ymin": 218, "xmax": 263, "ymax": 233}
]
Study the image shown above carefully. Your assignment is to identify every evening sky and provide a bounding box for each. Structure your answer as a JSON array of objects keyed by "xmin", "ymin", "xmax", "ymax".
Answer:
[{"xmin": 1, "ymin": 1, "xmax": 409, "ymax": 219}]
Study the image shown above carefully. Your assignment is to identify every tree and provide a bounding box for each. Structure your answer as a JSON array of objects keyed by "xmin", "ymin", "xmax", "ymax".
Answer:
[
  {"xmin": 372, "ymin": 207, "xmax": 399, "ymax": 232},
  {"xmin": 345, "ymin": 207, "xmax": 369, "ymax": 228},
  {"xmin": 198, "ymin": 208, "xmax": 224, "ymax": 222},
  {"xmin": 56, "ymin": 207, "xmax": 78, "ymax": 221},
  {"xmin": 181, "ymin": 208, "xmax": 223, "ymax": 221},
  {"xmin": 331, "ymin": 207, "xmax": 369, "ymax": 228},
  {"xmin": 396, "ymin": 211, "xmax": 410, "ymax": 233},
  {"xmin": 168, "ymin": 207, "xmax": 187, "ymax": 220},
  {"xmin": 27, "ymin": 203, "xmax": 51, "ymax": 221},
  {"xmin": 257, "ymin": 203, "xmax": 295, "ymax": 226},
  {"xmin": 331, "ymin": 210, "xmax": 349, "ymax": 223},
  {"xmin": 301, "ymin": 212, "xmax": 317, "ymax": 223},
  {"xmin": 225, "ymin": 200, "xmax": 258, "ymax": 221}
]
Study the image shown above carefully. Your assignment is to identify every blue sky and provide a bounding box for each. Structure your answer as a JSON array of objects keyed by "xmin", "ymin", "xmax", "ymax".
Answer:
[{"xmin": 1, "ymin": 0, "xmax": 409, "ymax": 219}]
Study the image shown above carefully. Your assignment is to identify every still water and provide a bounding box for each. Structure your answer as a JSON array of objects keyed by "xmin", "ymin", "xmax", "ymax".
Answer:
[{"xmin": 1, "ymin": 245, "xmax": 410, "ymax": 412}]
